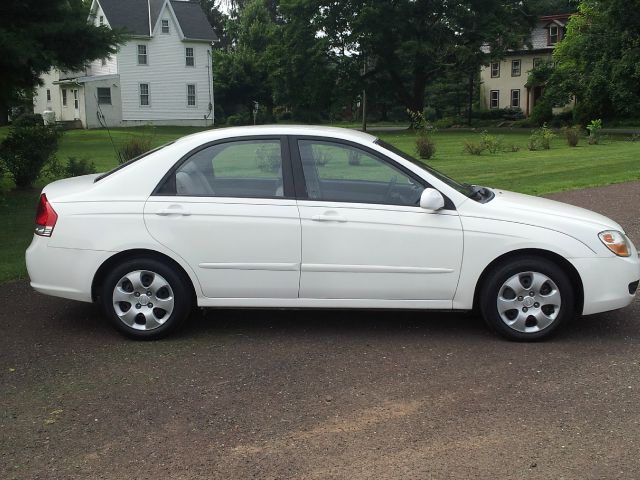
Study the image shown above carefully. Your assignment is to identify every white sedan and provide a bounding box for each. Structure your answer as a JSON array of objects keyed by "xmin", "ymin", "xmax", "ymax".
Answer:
[{"xmin": 26, "ymin": 126, "xmax": 639, "ymax": 340}]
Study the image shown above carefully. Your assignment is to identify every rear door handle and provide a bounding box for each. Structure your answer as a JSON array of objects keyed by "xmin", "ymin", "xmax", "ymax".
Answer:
[
  {"xmin": 156, "ymin": 206, "xmax": 191, "ymax": 216},
  {"xmin": 311, "ymin": 212, "xmax": 347, "ymax": 223}
]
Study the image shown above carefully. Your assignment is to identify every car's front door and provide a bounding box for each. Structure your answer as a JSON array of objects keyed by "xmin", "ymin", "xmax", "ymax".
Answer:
[
  {"xmin": 144, "ymin": 137, "xmax": 301, "ymax": 299},
  {"xmin": 292, "ymin": 137, "xmax": 463, "ymax": 303}
]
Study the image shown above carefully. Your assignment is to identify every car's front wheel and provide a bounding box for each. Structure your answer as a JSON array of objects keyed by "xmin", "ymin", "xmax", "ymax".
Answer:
[
  {"xmin": 100, "ymin": 258, "xmax": 193, "ymax": 339},
  {"xmin": 480, "ymin": 256, "xmax": 575, "ymax": 341}
]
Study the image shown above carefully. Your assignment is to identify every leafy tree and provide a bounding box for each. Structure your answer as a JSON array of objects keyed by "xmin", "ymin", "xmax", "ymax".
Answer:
[
  {"xmin": 316, "ymin": 0, "xmax": 538, "ymax": 117},
  {"xmin": 213, "ymin": 0, "xmax": 277, "ymax": 121},
  {"xmin": 266, "ymin": 0, "xmax": 334, "ymax": 121},
  {"xmin": 0, "ymin": 0, "xmax": 122, "ymax": 124},
  {"xmin": 545, "ymin": 0, "xmax": 640, "ymax": 123},
  {"xmin": 0, "ymin": 123, "xmax": 61, "ymax": 188}
]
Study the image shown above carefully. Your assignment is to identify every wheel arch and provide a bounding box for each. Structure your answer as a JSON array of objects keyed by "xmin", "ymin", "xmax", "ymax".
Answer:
[
  {"xmin": 472, "ymin": 248, "xmax": 584, "ymax": 314},
  {"xmin": 91, "ymin": 248, "xmax": 198, "ymax": 303}
]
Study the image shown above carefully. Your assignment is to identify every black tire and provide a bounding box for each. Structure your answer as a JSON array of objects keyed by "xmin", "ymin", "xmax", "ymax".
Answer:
[
  {"xmin": 479, "ymin": 256, "xmax": 575, "ymax": 341},
  {"xmin": 100, "ymin": 257, "xmax": 193, "ymax": 340}
]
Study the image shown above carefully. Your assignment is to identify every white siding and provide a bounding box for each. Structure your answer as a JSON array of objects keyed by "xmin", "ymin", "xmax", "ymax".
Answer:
[
  {"xmin": 88, "ymin": 2, "xmax": 118, "ymax": 76},
  {"xmin": 119, "ymin": 4, "xmax": 212, "ymax": 122},
  {"xmin": 33, "ymin": 70, "xmax": 60, "ymax": 117}
]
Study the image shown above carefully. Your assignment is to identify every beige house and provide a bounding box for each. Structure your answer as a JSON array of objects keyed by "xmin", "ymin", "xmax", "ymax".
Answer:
[{"xmin": 480, "ymin": 14, "xmax": 573, "ymax": 116}]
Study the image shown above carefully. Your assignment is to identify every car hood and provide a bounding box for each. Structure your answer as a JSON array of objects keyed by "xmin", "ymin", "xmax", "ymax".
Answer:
[{"xmin": 458, "ymin": 188, "xmax": 624, "ymax": 250}]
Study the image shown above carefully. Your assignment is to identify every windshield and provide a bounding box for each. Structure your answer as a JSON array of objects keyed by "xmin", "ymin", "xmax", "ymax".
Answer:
[
  {"xmin": 94, "ymin": 142, "xmax": 174, "ymax": 182},
  {"xmin": 375, "ymin": 139, "xmax": 477, "ymax": 198}
]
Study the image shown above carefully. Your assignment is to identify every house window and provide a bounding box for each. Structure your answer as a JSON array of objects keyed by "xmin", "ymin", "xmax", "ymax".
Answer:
[
  {"xmin": 490, "ymin": 90, "xmax": 499, "ymax": 109},
  {"xmin": 62, "ymin": 89, "xmax": 67, "ymax": 106},
  {"xmin": 549, "ymin": 25, "xmax": 559, "ymax": 45},
  {"xmin": 185, "ymin": 47, "xmax": 195, "ymax": 67},
  {"xmin": 533, "ymin": 57, "xmax": 543, "ymax": 69},
  {"xmin": 137, "ymin": 45, "xmax": 148, "ymax": 65},
  {"xmin": 99, "ymin": 15, "xmax": 104, "ymax": 26},
  {"xmin": 490, "ymin": 62, "xmax": 500, "ymax": 78},
  {"xmin": 101, "ymin": 57, "xmax": 107, "ymax": 66},
  {"xmin": 97, "ymin": 87, "xmax": 112, "ymax": 105},
  {"xmin": 511, "ymin": 59, "xmax": 521, "ymax": 77},
  {"xmin": 139, "ymin": 83, "xmax": 150, "ymax": 106},
  {"xmin": 46, "ymin": 89, "xmax": 51, "ymax": 101},
  {"xmin": 187, "ymin": 84, "xmax": 196, "ymax": 107},
  {"xmin": 511, "ymin": 89, "xmax": 520, "ymax": 108},
  {"xmin": 161, "ymin": 19, "xmax": 169, "ymax": 34}
]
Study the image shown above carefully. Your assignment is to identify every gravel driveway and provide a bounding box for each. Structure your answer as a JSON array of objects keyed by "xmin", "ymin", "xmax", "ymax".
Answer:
[{"xmin": 2, "ymin": 182, "xmax": 639, "ymax": 479}]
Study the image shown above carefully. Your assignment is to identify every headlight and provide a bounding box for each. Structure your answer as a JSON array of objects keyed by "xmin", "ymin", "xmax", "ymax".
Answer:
[{"xmin": 598, "ymin": 230, "xmax": 631, "ymax": 257}]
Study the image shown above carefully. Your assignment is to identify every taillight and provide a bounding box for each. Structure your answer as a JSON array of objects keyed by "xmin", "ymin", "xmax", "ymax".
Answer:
[{"xmin": 35, "ymin": 193, "xmax": 58, "ymax": 236}]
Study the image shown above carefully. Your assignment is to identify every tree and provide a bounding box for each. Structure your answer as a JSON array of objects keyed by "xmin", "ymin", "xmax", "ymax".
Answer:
[
  {"xmin": 545, "ymin": 0, "xmax": 640, "ymax": 123},
  {"xmin": 266, "ymin": 0, "xmax": 335, "ymax": 121},
  {"xmin": 213, "ymin": 0, "xmax": 277, "ymax": 120},
  {"xmin": 0, "ymin": 0, "xmax": 122, "ymax": 124},
  {"xmin": 316, "ymin": 1, "xmax": 537, "ymax": 117}
]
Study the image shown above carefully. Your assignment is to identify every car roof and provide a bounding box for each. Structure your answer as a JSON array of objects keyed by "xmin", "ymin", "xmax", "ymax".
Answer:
[{"xmin": 174, "ymin": 125, "xmax": 379, "ymax": 146}]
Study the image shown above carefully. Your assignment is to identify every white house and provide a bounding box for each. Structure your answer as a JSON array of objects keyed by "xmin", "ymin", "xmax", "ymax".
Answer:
[
  {"xmin": 479, "ymin": 14, "xmax": 575, "ymax": 116},
  {"xmin": 33, "ymin": 0, "xmax": 218, "ymax": 128}
]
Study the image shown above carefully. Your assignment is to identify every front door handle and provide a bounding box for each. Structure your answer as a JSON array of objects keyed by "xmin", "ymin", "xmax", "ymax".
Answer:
[
  {"xmin": 156, "ymin": 205, "xmax": 191, "ymax": 216},
  {"xmin": 311, "ymin": 212, "xmax": 347, "ymax": 223}
]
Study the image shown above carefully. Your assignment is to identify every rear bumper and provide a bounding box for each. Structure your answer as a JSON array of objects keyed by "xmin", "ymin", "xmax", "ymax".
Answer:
[
  {"xmin": 571, "ymin": 254, "xmax": 640, "ymax": 315},
  {"xmin": 26, "ymin": 235, "xmax": 111, "ymax": 303}
]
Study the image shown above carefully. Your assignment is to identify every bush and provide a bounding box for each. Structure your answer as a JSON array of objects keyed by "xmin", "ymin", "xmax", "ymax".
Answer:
[
  {"xmin": 463, "ymin": 140, "xmax": 486, "ymax": 156},
  {"xmin": 12, "ymin": 113, "xmax": 44, "ymax": 127},
  {"xmin": 416, "ymin": 135, "xmax": 436, "ymax": 159},
  {"xmin": 226, "ymin": 113, "xmax": 249, "ymax": 126},
  {"xmin": 550, "ymin": 111, "xmax": 573, "ymax": 128},
  {"xmin": 65, "ymin": 156, "xmax": 97, "ymax": 177},
  {"xmin": 256, "ymin": 143, "xmax": 281, "ymax": 172},
  {"xmin": 587, "ymin": 119, "xmax": 603, "ymax": 145},
  {"xmin": 117, "ymin": 136, "xmax": 153, "ymax": 164},
  {"xmin": 528, "ymin": 124, "xmax": 556, "ymax": 151},
  {"xmin": 480, "ymin": 130, "xmax": 503, "ymax": 153},
  {"xmin": 529, "ymin": 99, "xmax": 553, "ymax": 126},
  {"xmin": 507, "ymin": 144, "xmax": 521, "ymax": 152},
  {"xmin": 0, "ymin": 123, "xmax": 61, "ymax": 188},
  {"xmin": 433, "ymin": 117, "xmax": 456, "ymax": 129},
  {"xmin": 563, "ymin": 126, "xmax": 581, "ymax": 147},
  {"xmin": 347, "ymin": 150, "xmax": 361, "ymax": 166}
]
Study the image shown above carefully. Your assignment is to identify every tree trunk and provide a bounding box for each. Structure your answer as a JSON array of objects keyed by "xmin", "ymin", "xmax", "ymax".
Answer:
[
  {"xmin": 0, "ymin": 98, "xmax": 8, "ymax": 126},
  {"xmin": 467, "ymin": 71, "xmax": 474, "ymax": 126}
]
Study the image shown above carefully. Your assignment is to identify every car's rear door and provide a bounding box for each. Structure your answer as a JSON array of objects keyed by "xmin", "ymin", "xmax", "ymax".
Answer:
[
  {"xmin": 144, "ymin": 136, "xmax": 301, "ymax": 299},
  {"xmin": 291, "ymin": 137, "xmax": 463, "ymax": 304}
]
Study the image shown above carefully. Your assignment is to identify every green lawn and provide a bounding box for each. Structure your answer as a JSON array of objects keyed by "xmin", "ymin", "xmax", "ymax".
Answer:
[{"xmin": 1, "ymin": 126, "xmax": 639, "ymax": 283}]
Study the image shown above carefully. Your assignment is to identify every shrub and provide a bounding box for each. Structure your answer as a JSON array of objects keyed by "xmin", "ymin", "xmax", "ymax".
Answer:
[
  {"xmin": 433, "ymin": 117, "xmax": 456, "ymax": 129},
  {"xmin": 65, "ymin": 156, "xmax": 97, "ymax": 177},
  {"xmin": 480, "ymin": 130, "xmax": 503, "ymax": 154},
  {"xmin": 347, "ymin": 150, "xmax": 361, "ymax": 166},
  {"xmin": 117, "ymin": 136, "xmax": 153, "ymax": 164},
  {"xmin": 226, "ymin": 113, "xmax": 249, "ymax": 126},
  {"xmin": 256, "ymin": 143, "xmax": 281, "ymax": 172},
  {"xmin": 408, "ymin": 109, "xmax": 436, "ymax": 159},
  {"xmin": 0, "ymin": 123, "xmax": 61, "ymax": 188},
  {"xmin": 507, "ymin": 144, "xmax": 521, "ymax": 152},
  {"xmin": 528, "ymin": 124, "xmax": 556, "ymax": 151},
  {"xmin": 463, "ymin": 140, "xmax": 486, "ymax": 156},
  {"xmin": 416, "ymin": 135, "xmax": 436, "ymax": 159},
  {"xmin": 529, "ymin": 98, "xmax": 553, "ymax": 126},
  {"xmin": 587, "ymin": 119, "xmax": 603, "ymax": 145},
  {"xmin": 563, "ymin": 126, "xmax": 580, "ymax": 147},
  {"xmin": 12, "ymin": 113, "xmax": 44, "ymax": 127},
  {"xmin": 314, "ymin": 150, "xmax": 331, "ymax": 167}
]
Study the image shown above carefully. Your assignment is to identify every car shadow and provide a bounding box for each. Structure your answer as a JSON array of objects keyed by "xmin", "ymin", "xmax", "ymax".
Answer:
[{"xmin": 54, "ymin": 299, "xmax": 638, "ymax": 345}]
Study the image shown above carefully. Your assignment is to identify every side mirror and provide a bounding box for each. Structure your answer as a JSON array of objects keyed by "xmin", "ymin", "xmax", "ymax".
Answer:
[{"xmin": 419, "ymin": 188, "xmax": 445, "ymax": 211}]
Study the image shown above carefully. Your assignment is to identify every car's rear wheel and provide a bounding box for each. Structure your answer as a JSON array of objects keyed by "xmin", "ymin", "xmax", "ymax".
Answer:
[
  {"xmin": 479, "ymin": 256, "xmax": 575, "ymax": 341},
  {"xmin": 100, "ymin": 258, "xmax": 192, "ymax": 339}
]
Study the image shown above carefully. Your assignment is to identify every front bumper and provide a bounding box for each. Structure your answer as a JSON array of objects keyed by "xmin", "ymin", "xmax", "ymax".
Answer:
[{"xmin": 570, "ymin": 254, "xmax": 640, "ymax": 315}]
